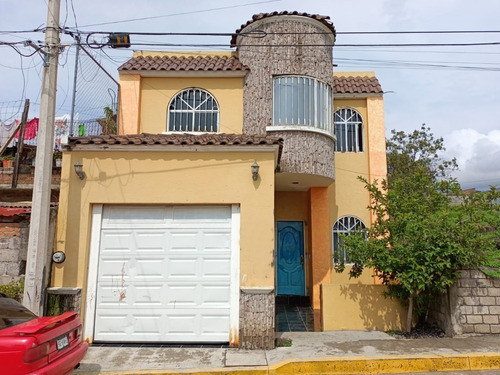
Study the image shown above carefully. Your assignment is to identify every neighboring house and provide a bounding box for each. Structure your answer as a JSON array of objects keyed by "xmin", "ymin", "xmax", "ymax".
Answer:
[{"xmin": 52, "ymin": 11, "xmax": 404, "ymax": 349}]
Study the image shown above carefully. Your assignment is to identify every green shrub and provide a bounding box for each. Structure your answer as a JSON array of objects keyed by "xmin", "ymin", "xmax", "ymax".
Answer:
[{"xmin": 0, "ymin": 277, "xmax": 24, "ymax": 300}]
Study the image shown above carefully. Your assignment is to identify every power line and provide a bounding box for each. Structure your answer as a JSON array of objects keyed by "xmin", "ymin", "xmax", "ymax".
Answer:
[
  {"xmin": 77, "ymin": 0, "xmax": 281, "ymax": 28},
  {"xmin": 77, "ymin": 41, "xmax": 500, "ymax": 48}
]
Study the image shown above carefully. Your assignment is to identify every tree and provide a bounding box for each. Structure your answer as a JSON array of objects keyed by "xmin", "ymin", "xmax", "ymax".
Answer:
[
  {"xmin": 386, "ymin": 124, "xmax": 457, "ymax": 185},
  {"xmin": 335, "ymin": 126, "xmax": 500, "ymax": 333}
]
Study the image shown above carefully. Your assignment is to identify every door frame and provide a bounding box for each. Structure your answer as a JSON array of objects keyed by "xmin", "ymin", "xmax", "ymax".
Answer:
[{"xmin": 275, "ymin": 220, "xmax": 306, "ymax": 296}]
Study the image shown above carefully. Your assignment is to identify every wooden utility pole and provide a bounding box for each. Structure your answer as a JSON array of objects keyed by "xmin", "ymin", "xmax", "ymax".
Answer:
[
  {"xmin": 12, "ymin": 99, "xmax": 30, "ymax": 188},
  {"xmin": 23, "ymin": 0, "xmax": 61, "ymax": 315}
]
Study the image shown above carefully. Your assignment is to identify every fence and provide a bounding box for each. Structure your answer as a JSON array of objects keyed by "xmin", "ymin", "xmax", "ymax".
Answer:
[
  {"xmin": 69, "ymin": 43, "xmax": 119, "ymax": 137},
  {"xmin": 0, "ymin": 44, "xmax": 119, "ymax": 151}
]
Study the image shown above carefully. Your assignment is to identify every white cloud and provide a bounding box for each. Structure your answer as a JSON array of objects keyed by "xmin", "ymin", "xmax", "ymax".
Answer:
[{"xmin": 445, "ymin": 129, "xmax": 500, "ymax": 190}]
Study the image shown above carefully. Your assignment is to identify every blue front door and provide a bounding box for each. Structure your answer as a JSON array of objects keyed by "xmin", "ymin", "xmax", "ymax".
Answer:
[{"xmin": 276, "ymin": 221, "xmax": 305, "ymax": 296}]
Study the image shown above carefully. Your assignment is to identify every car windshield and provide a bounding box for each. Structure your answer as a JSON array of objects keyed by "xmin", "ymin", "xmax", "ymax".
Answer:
[{"xmin": 0, "ymin": 297, "xmax": 37, "ymax": 329}]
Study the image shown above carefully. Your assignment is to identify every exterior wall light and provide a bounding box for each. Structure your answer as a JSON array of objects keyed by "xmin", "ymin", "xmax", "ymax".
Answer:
[
  {"xmin": 251, "ymin": 161, "xmax": 260, "ymax": 181},
  {"xmin": 74, "ymin": 161, "xmax": 86, "ymax": 180}
]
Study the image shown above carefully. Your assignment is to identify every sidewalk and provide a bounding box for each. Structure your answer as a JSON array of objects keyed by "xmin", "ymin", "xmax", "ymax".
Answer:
[{"xmin": 74, "ymin": 331, "xmax": 500, "ymax": 375}]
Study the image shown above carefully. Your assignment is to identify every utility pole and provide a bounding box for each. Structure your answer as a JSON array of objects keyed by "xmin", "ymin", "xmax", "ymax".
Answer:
[{"xmin": 23, "ymin": 0, "xmax": 61, "ymax": 315}]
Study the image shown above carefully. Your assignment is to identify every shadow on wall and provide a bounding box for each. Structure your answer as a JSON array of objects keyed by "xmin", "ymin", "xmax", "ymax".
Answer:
[{"xmin": 321, "ymin": 283, "xmax": 408, "ymax": 331}]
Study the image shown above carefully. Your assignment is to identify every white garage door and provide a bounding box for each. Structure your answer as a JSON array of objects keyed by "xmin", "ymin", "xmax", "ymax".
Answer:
[{"xmin": 93, "ymin": 205, "xmax": 234, "ymax": 343}]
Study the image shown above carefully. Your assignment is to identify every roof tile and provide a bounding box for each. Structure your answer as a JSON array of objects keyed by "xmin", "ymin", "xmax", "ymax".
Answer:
[
  {"xmin": 333, "ymin": 75, "xmax": 383, "ymax": 94},
  {"xmin": 68, "ymin": 133, "xmax": 283, "ymax": 148},
  {"xmin": 119, "ymin": 55, "xmax": 248, "ymax": 72},
  {"xmin": 231, "ymin": 11, "xmax": 336, "ymax": 46}
]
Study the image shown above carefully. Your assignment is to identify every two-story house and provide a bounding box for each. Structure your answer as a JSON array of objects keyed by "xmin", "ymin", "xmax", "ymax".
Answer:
[{"xmin": 52, "ymin": 11, "xmax": 405, "ymax": 350}]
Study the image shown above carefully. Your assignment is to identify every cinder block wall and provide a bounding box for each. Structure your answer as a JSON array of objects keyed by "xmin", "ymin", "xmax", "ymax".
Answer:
[
  {"xmin": 430, "ymin": 269, "xmax": 500, "ymax": 335},
  {"xmin": 0, "ymin": 219, "xmax": 29, "ymax": 284}
]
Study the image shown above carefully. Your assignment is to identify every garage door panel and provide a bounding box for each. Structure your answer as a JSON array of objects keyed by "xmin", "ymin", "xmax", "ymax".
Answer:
[
  {"xmin": 95, "ymin": 205, "xmax": 233, "ymax": 343},
  {"xmin": 202, "ymin": 258, "xmax": 231, "ymax": 277},
  {"xmin": 94, "ymin": 309, "xmax": 230, "ymax": 342},
  {"xmin": 172, "ymin": 205, "xmax": 231, "ymax": 221},
  {"xmin": 132, "ymin": 315, "xmax": 163, "ymax": 335},
  {"xmin": 98, "ymin": 259, "xmax": 131, "ymax": 280},
  {"xmin": 102, "ymin": 206, "xmax": 169, "ymax": 227},
  {"xmin": 201, "ymin": 285, "xmax": 230, "ymax": 305},
  {"xmin": 167, "ymin": 258, "xmax": 197, "ymax": 278},
  {"xmin": 203, "ymin": 232, "xmax": 231, "ymax": 250},
  {"xmin": 165, "ymin": 284, "xmax": 198, "ymax": 305},
  {"xmin": 134, "ymin": 231, "xmax": 168, "ymax": 252},
  {"xmin": 134, "ymin": 259, "xmax": 166, "ymax": 278},
  {"xmin": 99, "ymin": 231, "xmax": 134, "ymax": 252},
  {"xmin": 201, "ymin": 315, "xmax": 230, "ymax": 335},
  {"xmin": 169, "ymin": 231, "xmax": 199, "ymax": 250},
  {"xmin": 133, "ymin": 286, "xmax": 163, "ymax": 305}
]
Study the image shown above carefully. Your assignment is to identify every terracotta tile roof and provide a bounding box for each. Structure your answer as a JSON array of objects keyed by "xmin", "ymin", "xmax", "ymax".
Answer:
[
  {"xmin": 68, "ymin": 133, "xmax": 283, "ymax": 148},
  {"xmin": 119, "ymin": 55, "xmax": 248, "ymax": 72},
  {"xmin": 68, "ymin": 133, "xmax": 283, "ymax": 162},
  {"xmin": 333, "ymin": 75, "xmax": 383, "ymax": 95},
  {"xmin": 0, "ymin": 202, "xmax": 56, "ymax": 216},
  {"xmin": 231, "ymin": 11, "xmax": 336, "ymax": 46}
]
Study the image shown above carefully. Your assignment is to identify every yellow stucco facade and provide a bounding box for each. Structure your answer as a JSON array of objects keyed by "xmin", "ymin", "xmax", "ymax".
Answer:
[
  {"xmin": 119, "ymin": 51, "xmax": 244, "ymax": 135},
  {"xmin": 53, "ymin": 42, "xmax": 398, "ymax": 342},
  {"xmin": 53, "ymin": 149, "xmax": 278, "ymax": 318}
]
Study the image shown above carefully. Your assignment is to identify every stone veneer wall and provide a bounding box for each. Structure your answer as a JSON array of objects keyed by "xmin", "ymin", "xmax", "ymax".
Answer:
[
  {"xmin": 46, "ymin": 287, "xmax": 82, "ymax": 316},
  {"xmin": 239, "ymin": 288, "xmax": 275, "ymax": 349},
  {"xmin": 271, "ymin": 130, "xmax": 335, "ymax": 179},
  {"xmin": 429, "ymin": 269, "xmax": 500, "ymax": 335},
  {"xmin": 236, "ymin": 16, "xmax": 335, "ymax": 179}
]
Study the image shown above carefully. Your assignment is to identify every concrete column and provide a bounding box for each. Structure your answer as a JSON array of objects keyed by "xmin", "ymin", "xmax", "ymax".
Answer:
[
  {"xmin": 309, "ymin": 187, "xmax": 331, "ymax": 311},
  {"xmin": 23, "ymin": 0, "xmax": 60, "ymax": 315}
]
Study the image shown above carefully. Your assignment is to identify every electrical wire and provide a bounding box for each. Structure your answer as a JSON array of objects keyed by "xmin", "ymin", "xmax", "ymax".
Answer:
[
  {"xmin": 77, "ymin": 0, "xmax": 281, "ymax": 28},
  {"xmin": 76, "ymin": 41, "xmax": 500, "ymax": 49}
]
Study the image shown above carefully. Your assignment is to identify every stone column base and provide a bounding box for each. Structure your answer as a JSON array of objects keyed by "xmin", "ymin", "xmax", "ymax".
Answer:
[{"xmin": 239, "ymin": 287, "xmax": 275, "ymax": 349}]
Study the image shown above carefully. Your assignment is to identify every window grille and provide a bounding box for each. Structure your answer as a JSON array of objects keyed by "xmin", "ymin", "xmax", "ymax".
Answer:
[
  {"xmin": 332, "ymin": 216, "xmax": 366, "ymax": 264},
  {"xmin": 168, "ymin": 88, "xmax": 219, "ymax": 132},
  {"xmin": 272, "ymin": 76, "xmax": 332, "ymax": 133},
  {"xmin": 334, "ymin": 108, "xmax": 364, "ymax": 152}
]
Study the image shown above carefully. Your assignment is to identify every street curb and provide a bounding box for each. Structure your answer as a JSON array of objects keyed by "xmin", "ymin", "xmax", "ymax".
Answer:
[{"xmin": 78, "ymin": 352, "xmax": 500, "ymax": 375}]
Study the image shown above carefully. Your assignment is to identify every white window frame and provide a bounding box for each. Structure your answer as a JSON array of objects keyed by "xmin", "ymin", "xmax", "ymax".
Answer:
[
  {"xmin": 167, "ymin": 88, "xmax": 219, "ymax": 133},
  {"xmin": 332, "ymin": 215, "xmax": 366, "ymax": 264},
  {"xmin": 334, "ymin": 108, "xmax": 364, "ymax": 152},
  {"xmin": 271, "ymin": 75, "xmax": 333, "ymax": 137}
]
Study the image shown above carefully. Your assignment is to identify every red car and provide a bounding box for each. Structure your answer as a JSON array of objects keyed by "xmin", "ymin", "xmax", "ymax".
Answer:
[{"xmin": 0, "ymin": 293, "xmax": 88, "ymax": 375}]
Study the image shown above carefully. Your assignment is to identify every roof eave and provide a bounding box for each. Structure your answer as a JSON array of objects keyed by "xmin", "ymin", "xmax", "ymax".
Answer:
[{"xmin": 118, "ymin": 70, "xmax": 248, "ymax": 78}]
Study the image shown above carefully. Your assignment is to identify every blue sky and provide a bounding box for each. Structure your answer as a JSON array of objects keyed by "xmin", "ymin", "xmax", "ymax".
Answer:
[{"xmin": 1, "ymin": 0, "xmax": 499, "ymax": 190}]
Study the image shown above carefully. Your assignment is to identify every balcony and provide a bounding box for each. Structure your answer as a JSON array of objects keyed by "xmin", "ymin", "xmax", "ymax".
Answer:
[{"xmin": 268, "ymin": 76, "xmax": 336, "ymax": 190}]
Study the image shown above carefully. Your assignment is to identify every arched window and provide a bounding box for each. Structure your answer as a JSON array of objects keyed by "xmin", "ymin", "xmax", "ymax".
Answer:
[
  {"xmin": 334, "ymin": 108, "xmax": 363, "ymax": 152},
  {"xmin": 332, "ymin": 216, "xmax": 366, "ymax": 264},
  {"xmin": 167, "ymin": 88, "xmax": 219, "ymax": 132}
]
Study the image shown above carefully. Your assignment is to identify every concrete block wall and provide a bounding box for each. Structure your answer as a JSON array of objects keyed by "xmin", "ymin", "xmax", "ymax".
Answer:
[
  {"xmin": 0, "ymin": 168, "xmax": 61, "ymax": 185},
  {"xmin": 0, "ymin": 220, "xmax": 29, "ymax": 284},
  {"xmin": 430, "ymin": 269, "xmax": 500, "ymax": 335}
]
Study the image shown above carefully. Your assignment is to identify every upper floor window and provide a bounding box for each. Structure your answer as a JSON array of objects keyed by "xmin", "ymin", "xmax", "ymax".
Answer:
[
  {"xmin": 334, "ymin": 108, "xmax": 363, "ymax": 152},
  {"xmin": 333, "ymin": 216, "xmax": 366, "ymax": 264},
  {"xmin": 272, "ymin": 76, "xmax": 332, "ymax": 133},
  {"xmin": 168, "ymin": 88, "xmax": 219, "ymax": 132}
]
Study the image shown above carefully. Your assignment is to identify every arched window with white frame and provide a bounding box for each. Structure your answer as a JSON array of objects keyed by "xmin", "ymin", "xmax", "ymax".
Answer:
[
  {"xmin": 167, "ymin": 88, "xmax": 219, "ymax": 132},
  {"xmin": 334, "ymin": 108, "xmax": 364, "ymax": 152},
  {"xmin": 332, "ymin": 216, "xmax": 366, "ymax": 264}
]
